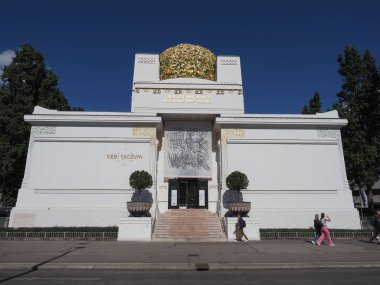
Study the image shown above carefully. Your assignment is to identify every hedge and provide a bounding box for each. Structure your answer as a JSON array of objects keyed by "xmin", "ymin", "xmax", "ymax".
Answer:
[
  {"xmin": 260, "ymin": 228, "xmax": 371, "ymax": 233},
  {"xmin": 0, "ymin": 227, "xmax": 118, "ymax": 232},
  {"xmin": 0, "ymin": 227, "xmax": 369, "ymax": 233}
]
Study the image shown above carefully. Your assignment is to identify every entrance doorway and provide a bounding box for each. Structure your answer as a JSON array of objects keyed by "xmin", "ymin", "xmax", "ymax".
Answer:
[{"xmin": 168, "ymin": 179, "xmax": 208, "ymax": 209}]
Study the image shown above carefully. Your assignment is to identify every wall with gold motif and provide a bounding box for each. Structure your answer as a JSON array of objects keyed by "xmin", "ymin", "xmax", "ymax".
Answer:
[{"xmin": 10, "ymin": 107, "xmax": 161, "ymax": 227}]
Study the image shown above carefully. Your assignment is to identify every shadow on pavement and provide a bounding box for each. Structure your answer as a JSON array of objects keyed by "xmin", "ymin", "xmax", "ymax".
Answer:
[
  {"xmin": 0, "ymin": 246, "xmax": 86, "ymax": 283},
  {"xmin": 358, "ymin": 239, "xmax": 380, "ymax": 244},
  {"xmin": 303, "ymin": 239, "xmax": 330, "ymax": 246}
]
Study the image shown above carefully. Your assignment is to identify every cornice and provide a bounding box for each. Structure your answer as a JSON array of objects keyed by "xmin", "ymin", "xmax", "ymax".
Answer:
[
  {"xmin": 215, "ymin": 116, "xmax": 347, "ymax": 128},
  {"xmin": 24, "ymin": 114, "xmax": 162, "ymax": 126},
  {"xmin": 133, "ymin": 83, "xmax": 243, "ymax": 90}
]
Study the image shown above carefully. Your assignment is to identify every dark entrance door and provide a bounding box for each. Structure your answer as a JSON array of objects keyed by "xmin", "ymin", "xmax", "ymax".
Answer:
[{"xmin": 168, "ymin": 179, "xmax": 208, "ymax": 209}]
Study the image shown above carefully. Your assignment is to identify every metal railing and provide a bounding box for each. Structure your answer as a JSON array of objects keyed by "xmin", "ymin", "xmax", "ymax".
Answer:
[
  {"xmin": 260, "ymin": 231, "xmax": 373, "ymax": 240},
  {"xmin": 217, "ymin": 201, "xmax": 228, "ymax": 237},
  {"xmin": 152, "ymin": 201, "xmax": 159, "ymax": 236},
  {"xmin": 216, "ymin": 178, "xmax": 226, "ymax": 237},
  {"xmin": 0, "ymin": 231, "xmax": 374, "ymax": 240},
  {"xmin": 0, "ymin": 232, "xmax": 118, "ymax": 240}
]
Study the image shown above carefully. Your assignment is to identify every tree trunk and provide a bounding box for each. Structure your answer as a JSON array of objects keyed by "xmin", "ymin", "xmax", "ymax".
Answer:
[{"xmin": 359, "ymin": 188, "xmax": 368, "ymax": 209}]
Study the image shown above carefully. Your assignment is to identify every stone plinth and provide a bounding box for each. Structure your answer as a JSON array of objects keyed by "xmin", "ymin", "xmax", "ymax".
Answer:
[
  {"xmin": 117, "ymin": 217, "xmax": 152, "ymax": 241},
  {"xmin": 225, "ymin": 217, "xmax": 260, "ymax": 241}
]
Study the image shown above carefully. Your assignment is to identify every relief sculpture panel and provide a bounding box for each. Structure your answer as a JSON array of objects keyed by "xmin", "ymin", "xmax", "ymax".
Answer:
[{"xmin": 165, "ymin": 121, "xmax": 212, "ymax": 178}]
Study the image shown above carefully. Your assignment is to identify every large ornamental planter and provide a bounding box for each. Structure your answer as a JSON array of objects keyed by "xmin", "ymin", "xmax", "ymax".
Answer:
[
  {"xmin": 225, "ymin": 171, "xmax": 251, "ymax": 216},
  {"xmin": 127, "ymin": 170, "xmax": 153, "ymax": 217},
  {"xmin": 127, "ymin": 201, "xmax": 152, "ymax": 217},
  {"xmin": 227, "ymin": 202, "xmax": 251, "ymax": 217}
]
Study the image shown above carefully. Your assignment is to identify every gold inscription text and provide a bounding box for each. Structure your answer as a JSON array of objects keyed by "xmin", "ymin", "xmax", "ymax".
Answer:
[
  {"xmin": 106, "ymin": 153, "xmax": 143, "ymax": 160},
  {"xmin": 163, "ymin": 94, "xmax": 214, "ymax": 104}
]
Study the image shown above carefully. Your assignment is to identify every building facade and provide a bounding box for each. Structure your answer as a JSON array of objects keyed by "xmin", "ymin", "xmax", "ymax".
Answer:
[{"xmin": 9, "ymin": 44, "xmax": 361, "ymax": 229}]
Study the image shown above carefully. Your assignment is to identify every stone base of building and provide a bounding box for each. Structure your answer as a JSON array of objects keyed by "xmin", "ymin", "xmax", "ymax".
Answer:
[{"xmin": 117, "ymin": 217, "xmax": 152, "ymax": 241}]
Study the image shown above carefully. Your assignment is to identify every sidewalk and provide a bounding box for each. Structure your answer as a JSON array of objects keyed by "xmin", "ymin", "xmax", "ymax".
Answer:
[{"xmin": 0, "ymin": 239, "xmax": 379, "ymax": 270}]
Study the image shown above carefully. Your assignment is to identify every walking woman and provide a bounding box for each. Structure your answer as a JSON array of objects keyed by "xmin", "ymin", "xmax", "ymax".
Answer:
[
  {"xmin": 234, "ymin": 213, "xmax": 249, "ymax": 242},
  {"xmin": 316, "ymin": 213, "xmax": 334, "ymax": 247},
  {"xmin": 311, "ymin": 214, "xmax": 323, "ymax": 245},
  {"xmin": 369, "ymin": 210, "xmax": 380, "ymax": 243}
]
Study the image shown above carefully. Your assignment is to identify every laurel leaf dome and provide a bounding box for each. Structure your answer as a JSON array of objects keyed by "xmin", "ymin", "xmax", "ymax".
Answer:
[{"xmin": 160, "ymin": 43, "xmax": 216, "ymax": 81}]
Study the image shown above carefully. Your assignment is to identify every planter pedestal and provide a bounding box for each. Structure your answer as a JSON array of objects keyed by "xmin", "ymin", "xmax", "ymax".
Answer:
[
  {"xmin": 227, "ymin": 202, "xmax": 251, "ymax": 216},
  {"xmin": 117, "ymin": 217, "xmax": 152, "ymax": 241},
  {"xmin": 127, "ymin": 202, "xmax": 152, "ymax": 217}
]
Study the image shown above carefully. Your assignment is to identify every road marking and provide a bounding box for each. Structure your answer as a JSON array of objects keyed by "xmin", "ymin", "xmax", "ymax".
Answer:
[{"xmin": 14, "ymin": 277, "xmax": 101, "ymax": 281}]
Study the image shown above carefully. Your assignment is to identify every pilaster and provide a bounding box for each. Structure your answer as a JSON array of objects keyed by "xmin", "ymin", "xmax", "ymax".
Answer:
[
  {"xmin": 22, "ymin": 126, "xmax": 56, "ymax": 187},
  {"xmin": 317, "ymin": 129, "xmax": 350, "ymax": 189}
]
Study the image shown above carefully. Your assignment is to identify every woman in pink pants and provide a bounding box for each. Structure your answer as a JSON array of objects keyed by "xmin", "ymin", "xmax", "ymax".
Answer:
[{"xmin": 316, "ymin": 213, "xmax": 334, "ymax": 246}]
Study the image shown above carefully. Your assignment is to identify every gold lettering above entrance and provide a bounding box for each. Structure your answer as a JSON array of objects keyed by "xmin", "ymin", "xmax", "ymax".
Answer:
[
  {"xmin": 163, "ymin": 94, "xmax": 214, "ymax": 104},
  {"xmin": 133, "ymin": 88, "xmax": 243, "ymax": 96}
]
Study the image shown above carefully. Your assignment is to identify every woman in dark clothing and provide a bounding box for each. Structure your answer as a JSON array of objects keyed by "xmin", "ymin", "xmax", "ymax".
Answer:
[
  {"xmin": 234, "ymin": 213, "xmax": 249, "ymax": 242},
  {"xmin": 312, "ymin": 214, "xmax": 323, "ymax": 245},
  {"xmin": 369, "ymin": 210, "xmax": 380, "ymax": 243}
]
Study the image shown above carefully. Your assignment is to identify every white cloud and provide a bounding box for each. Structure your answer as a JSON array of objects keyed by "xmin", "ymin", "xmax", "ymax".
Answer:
[
  {"xmin": 0, "ymin": 49, "xmax": 15, "ymax": 67},
  {"xmin": 0, "ymin": 49, "xmax": 15, "ymax": 83}
]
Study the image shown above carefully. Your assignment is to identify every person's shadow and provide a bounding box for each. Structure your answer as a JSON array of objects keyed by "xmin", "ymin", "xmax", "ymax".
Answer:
[
  {"xmin": 0, "ymin": 246, "xmax": 85, "ymax": 283},
  {"xmin": 222, "ymin": 190, "xmax": 243, "ymax": 217},
  {"xmin": 130, "ymin": 189, "xmax": 153, "ymax": 203},
  {"xmin": 358, "ymin": 239, "xmax": 379, "ymax": 244}
]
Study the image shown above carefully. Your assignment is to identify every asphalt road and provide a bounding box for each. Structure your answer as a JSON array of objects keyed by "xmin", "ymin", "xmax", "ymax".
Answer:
[
  {"xmin": 1, "ymin": 239, "xmax": 380, "ymax": 269},
  {"xmin": 0, "ymin": 268, "xmax": 379, "ymax": 284},
  {"xmin": 1, "ymin": 238, "xmax": 379, "ymax": 285}
]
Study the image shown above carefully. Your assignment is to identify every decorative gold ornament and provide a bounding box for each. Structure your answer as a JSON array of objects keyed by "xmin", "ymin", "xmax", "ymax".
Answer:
[
  {"xmin": 132, "ymin": 88, "xmax": 243, "ymax": 95},
  {"xmin": 160, "ymin": 43, "xmax": 216, "ymax": 81},
  {"xmin": 132, "ymin": 128, "xmax": 156, "ymax": 145},
  {"xmin": 221, "ymin": 129, "xmax": 245, "ymax": 145}
]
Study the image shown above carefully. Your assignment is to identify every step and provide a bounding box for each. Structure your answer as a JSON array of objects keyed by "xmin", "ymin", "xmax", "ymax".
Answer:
[
  {"xmin": 154, "ymin": 233, "xmax": 224, "ymax": 237},
  {"xmin": 154, "ymin": 233, "xmax": 225, "ymax": 237},
  {"xmin": 153, "ymin": 210, "xmax": 226, "ymax": 241},
  {"xmin": 157, "ymin": 229, "xmax": 221, "ymax": 234},
  {"xmin": 154, "ymin": 223, "xmax": 223, "ymax": 227}
]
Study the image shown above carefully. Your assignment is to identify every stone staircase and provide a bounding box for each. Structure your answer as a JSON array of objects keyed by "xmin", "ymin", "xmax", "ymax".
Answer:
[{"xmin": 153, "ymin": 209, "xmax": 226, "ymax": 241}]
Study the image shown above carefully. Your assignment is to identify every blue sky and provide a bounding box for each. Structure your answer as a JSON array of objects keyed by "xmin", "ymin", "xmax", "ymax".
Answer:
[{"xmin": 1, "ymin": 0, "xmax": 379, "ymax": 114}]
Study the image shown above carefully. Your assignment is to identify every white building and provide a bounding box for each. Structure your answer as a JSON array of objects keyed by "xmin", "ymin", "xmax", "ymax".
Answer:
[{"xmin": 9, "ymin": 44, "xmax": 361, "ymax": 234}]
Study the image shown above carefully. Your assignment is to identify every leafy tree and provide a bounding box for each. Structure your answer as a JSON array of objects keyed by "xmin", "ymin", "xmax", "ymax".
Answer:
[
  {"xmin": 0, "ymin": 86, "xmax": 31, "ymax": 206},
  {"xmin": 302, "ymin": 91, "xmax": 322, "ymax": 114},
  {"xmin": 129, "ymin": 170, "xmax": 153, "ymax": 192},
  {"xmin": 226, "ymin": 171, "xmax": 249, "ymax": 192},
  {"xmin": 334, "ymin": 47, "xmax": 380, "ymax": 213},
  {"xmin": 1, "ymin": 44, "xmax": 70, "ymax": 110},
  {"xmin": 0, "ymin": 44, "xmax": 81, "ymax": 206}
]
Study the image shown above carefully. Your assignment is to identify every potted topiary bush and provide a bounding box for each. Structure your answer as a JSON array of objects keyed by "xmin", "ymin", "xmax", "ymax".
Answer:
[
  {"xmin": 127, "ymin": 170, "xmax": 153, "ymax": 217},
  {"xmin": 225, "ymin": 171, "xmax": 251, "ymax": 216}
]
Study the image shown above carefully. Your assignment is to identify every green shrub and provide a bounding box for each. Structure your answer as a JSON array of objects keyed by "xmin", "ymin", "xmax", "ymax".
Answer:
[
  {"xmin": 226, "ymin": 171, "xmax": 249, "ymax": 192},
  {"xmin": 129, "ymin": 170, "xmax": 153, "ymax": 191},
  {"xmin": 260, "ymin": 228, "xmax": 371, "ymax": 233},
  {"xmin": 0, "ymin": 227, "xmax": 118, "ymax": 232}
]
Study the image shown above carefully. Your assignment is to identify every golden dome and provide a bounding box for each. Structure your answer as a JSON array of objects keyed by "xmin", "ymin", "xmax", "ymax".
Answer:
[{"xmin": 160, "ymin": 43, "xmax": 216, "ymax": 81}]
